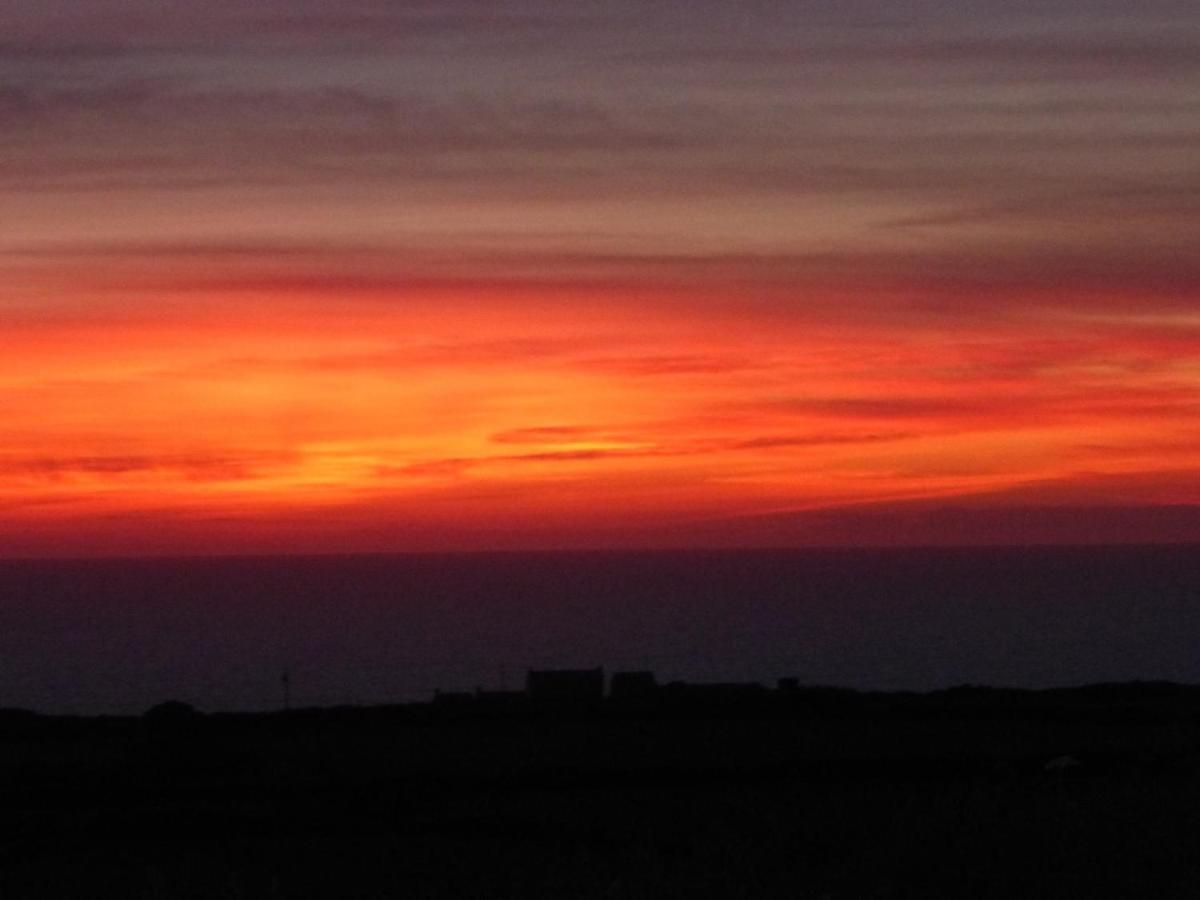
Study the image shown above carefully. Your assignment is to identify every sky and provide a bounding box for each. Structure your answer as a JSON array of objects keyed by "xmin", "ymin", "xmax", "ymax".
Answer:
[{"xmin": 2, "ymin": 0, "xmax": 1199, "ymax": 555}]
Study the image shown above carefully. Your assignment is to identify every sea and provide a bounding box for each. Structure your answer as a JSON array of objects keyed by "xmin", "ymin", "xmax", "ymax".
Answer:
[{"xmin": 1, "ymin": 545, "xmax": 1198, "ymax": 715}]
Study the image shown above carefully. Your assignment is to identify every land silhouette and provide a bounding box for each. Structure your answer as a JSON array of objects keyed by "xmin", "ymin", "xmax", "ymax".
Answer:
[{"xmin": 3, "ymin": 672, "xmax": 1200, "ymax": 897}]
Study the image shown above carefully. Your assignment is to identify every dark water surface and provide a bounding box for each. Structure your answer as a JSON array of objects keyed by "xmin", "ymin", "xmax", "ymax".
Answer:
[{"xmin": 1, "ymin": 546, "xmax": 1198, "ymax": 714}]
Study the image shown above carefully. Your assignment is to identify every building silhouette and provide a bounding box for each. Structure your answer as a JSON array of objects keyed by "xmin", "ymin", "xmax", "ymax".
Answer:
[
  {"xmin": 526, "ymin": 667, "xmax": 604, "ymax": 703},
  {"xmin": 610, "ymin": 671, "xmax": 657, "ymax": 701}
]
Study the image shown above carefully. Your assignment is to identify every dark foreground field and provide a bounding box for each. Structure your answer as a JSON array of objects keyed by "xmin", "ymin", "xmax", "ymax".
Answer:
[{"xmin": 3, "ymin": 684, "xmax": 1200, "ymax": 899}]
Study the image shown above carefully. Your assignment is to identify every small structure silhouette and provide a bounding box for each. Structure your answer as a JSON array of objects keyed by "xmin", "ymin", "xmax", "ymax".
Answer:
[
  {"xmin": 1044, "ymin": 754, "xmax": 1082, "ymax": 773},
  {"xmin": 610, "ymin": 671, "xmax": 658, "ymax": 701},
  {"xmin": 527, "ymin": 667, "xmax": 604, "ymax": 703}
]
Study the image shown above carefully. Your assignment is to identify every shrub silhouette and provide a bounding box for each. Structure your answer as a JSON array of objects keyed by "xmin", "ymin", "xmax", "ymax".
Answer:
[{"xmin": 144, "ymin": 700, "xmax": 201, "ymax": 723}]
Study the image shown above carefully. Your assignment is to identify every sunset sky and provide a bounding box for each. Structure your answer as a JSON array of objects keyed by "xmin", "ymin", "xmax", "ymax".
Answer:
[{"xmin": 3, "ymin": 0, "xmax": 1199, "ymax": 555}]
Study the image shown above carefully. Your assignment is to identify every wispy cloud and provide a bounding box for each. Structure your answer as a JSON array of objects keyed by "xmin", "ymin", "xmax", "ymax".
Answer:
[{"xmin": 0, "ymin": 451, "xmax": 294, "ymax": 482}]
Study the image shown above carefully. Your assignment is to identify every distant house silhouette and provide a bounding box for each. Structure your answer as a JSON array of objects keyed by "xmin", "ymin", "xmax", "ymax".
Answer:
[
  {"xmin": 527, "ymin": 668, "xmax": 604, "ymax": 703},
  {"xmin": 610, "ymin": 671, "xmax": 657, "ymax": 701}
]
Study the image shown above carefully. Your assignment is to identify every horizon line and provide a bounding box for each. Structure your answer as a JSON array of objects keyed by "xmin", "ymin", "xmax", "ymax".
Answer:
[{"xmin": 3, "ymin": 538, "xmax": 1199, "ymax": 565}]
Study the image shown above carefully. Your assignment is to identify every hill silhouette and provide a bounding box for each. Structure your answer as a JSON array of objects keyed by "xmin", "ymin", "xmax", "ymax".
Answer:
[{"xmin": 2, "ymin": 678, "xmax": 1200, "ymax": 897}]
